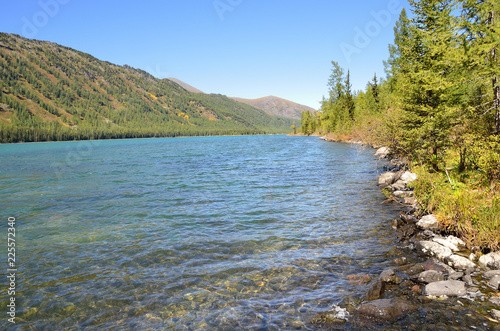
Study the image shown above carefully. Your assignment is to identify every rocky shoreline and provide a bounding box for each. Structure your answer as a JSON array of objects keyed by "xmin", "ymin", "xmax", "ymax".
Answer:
[{"xmin": 316, "ymin": 143, "xmax": 500, "ymax": 329}]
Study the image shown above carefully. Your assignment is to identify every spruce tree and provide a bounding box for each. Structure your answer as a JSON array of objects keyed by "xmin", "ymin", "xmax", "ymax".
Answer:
[{"xmin": 399, "ymin": 0, "xmax": 461, "ymax": 169}]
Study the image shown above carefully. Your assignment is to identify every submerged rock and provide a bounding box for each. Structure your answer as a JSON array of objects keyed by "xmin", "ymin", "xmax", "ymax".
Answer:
[
  {"xmin": 366, "ymin": 280, "xmax": 385, "ymax": 300},
  {"xmin": 379, "ymin": 268, "xmax": 402, "ymax": 285},
  {"xmin": 423, "ymin": 280, "xmax": 467, "ymax": 297},
  {"xmin": 346, "ymin": 273, "xmax": 371, "ymax": 285},
  {"xmin": 416, "ymin": 215, "xmax": 440, "ymax": 231},
  {"xmin": 356, "ymin": 298, "xmax": 417, "ymax": 322},
  {"xmin": 407, "ymin": 263, "xmax": 426, "ymax": 275}
]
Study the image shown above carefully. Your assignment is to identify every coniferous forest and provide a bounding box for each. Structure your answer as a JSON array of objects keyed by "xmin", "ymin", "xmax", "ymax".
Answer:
[
  {"xmin": 0, "ymin": 33, "xmax": 294, "ymax": 143},
  {"xmin": 301, "ymin": 0, "xmax": 500, "ymax": 250}
]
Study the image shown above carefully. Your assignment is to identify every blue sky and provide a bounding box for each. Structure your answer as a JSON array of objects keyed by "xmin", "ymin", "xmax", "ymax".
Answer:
[{"xmin": 1, "ymin": 0, "xmax": 410, "ymax": 110}]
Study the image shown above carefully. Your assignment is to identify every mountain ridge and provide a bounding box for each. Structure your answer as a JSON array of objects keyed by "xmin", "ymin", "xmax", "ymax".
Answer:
[
  {"xmin": 166, "ymin": 77, "xmax": 314, "ymax": 120},
  {"xmin": 230, "ymin": 95, "xmax": 315, "ymax": 120},
  {"xmin": 0, "ymin": 33, "xmax": 294, "ymax": 143}
]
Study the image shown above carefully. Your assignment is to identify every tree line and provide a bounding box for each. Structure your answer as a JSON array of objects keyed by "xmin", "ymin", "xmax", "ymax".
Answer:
[
  {"xmin": 302, "ymin": 0, "xmax": 499, "ymax": 181},
  {"xmin": 0, "ymin": 33, "xmax": 294, "ymax": 143}
]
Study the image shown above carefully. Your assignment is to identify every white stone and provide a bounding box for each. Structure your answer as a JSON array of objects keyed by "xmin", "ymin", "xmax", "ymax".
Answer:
[
  {"xmin": 400, "ymin": 171, "xmax": 418, "ymax": 183},
  {"xmin": 479, "ymin": 252, "xmax": 500, "ymax": 270},
  {"xmin": 432, "ymin": 236, "xmax": 465, "ymax": 252},
  {"xmin": 416, "ymin": 241, "xmax": 453, "ymax": 261},
  {"xmin": 378, "ymin": 172, "xmax": 398, "ymax": 188},
  {"xmin": 489, "ymin": 275, "xmax": 500, "ymax": 290},
  {"xmin": 393, "ymin": 191, "xmax": 407, "ymax": 198},
  {"xmin": 374, "ymin": 147, "xmax": 390, "ymax": 158},
  {"xmin": 484, "ymin": 270, "xmax": 500, "ymax": 279},
  {"xmin": 491, "ymin": 309, "xmax": 500, "ymax": 320},
  {"xmin": 445, "ymin": 254, "xmax": 476, "ymax": 270},
  {"xmin": 416, "ymin": 215, "xmax": 440, "ymax": 231},
  {"xmin": 390, "ymin": 180, "xmax": 406, "ymax": 191}
]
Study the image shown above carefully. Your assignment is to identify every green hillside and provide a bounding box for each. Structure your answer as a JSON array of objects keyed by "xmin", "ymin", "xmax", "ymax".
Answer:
[{"xmin": 0, "ymin": 33, "xmax": 293, "ymax": 143}]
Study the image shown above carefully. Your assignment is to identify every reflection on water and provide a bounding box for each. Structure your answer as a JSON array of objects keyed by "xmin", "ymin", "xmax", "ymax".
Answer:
[{"xmin": 0, "ymin": 136, "xmax": 401, "ymax": 329}]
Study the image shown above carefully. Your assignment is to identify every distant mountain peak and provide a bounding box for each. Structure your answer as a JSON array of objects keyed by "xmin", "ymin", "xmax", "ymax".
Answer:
[
  {"xmin": 230, "ymin": 96, "xmax": 315, "ymax": 120},
  {"xmin": 166, "ymin": 78, "xmax": 314, "ymax": 121},
  {"xmin": 167, "ymin": 78, "xmax": 205, "ymax": 94}
]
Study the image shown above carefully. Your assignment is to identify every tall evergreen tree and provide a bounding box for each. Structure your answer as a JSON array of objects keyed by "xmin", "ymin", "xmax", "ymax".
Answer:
[
  {"xmin": 461, "ymin": 0, "xmax": 500, "ymax": 134},
  {"xmin": 344, "ymin": 70, "xmax": 355, "ymax": 120},
  {"xmin": 397, "ymin": 0, "xmax": 461, "ymax": 169}
]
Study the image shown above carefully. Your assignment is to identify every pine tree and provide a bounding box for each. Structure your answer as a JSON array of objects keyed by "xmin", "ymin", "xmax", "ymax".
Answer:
[
  {"xmin": 344, "ymin": 70, "xmax": 355, "ymax": 120},
  {"xmin": 384, "ymin": 8, "xmax": 412, "ymax": 93},
  {"xmin": 397, "ymin": 0, "xmax": 461, "ymax": 169},
  {"xmin": 461, "ymin": 0, "xmax": 500, "ymax": 134}
]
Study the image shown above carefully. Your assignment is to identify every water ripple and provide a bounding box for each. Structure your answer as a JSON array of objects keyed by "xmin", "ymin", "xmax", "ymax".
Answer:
[{"xmin": 0, "ymin": 136, "xmax": 399, "ymax": 329}]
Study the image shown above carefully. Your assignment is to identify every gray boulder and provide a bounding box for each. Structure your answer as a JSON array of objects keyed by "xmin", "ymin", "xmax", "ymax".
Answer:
[
  {"xmin": 422, "ymin": 258, "xmax": 455, "ymax": 274},
  {"xmin": 484, "ymin": 270, "xmax": 500, "ymax": 279},
  {"xmin": 366, "ymin": 280, "xmax": 385, "ymax": 300},
  {"xmin": 489, "ymin": 297, "xmax": 500, "ymax": 306},
  {"xmin": 400, "ymin": 171, "xmax": 418, "ymax": 183},
  {"xmin": 432, "ymin": 236, "xmax": 465, "ymax": 252},
  {"xmin": 491, "ymin": 309, "xmax": 500, "ymax": 320},
  {"xmin": 445, "ymin": 255, "xmax": 476, "ymax": 270},
  {"xmin": 374, "ymin": 147, "xmax": 390, "ymax": 159},
  {"xmin": 416, "ymin": 241, "xmax": 453, "ymax": 260},
  {"xmin": 390, "ymin": 180, "xmax": 407, "ymax": 191},
  {"xmin": 448, "ymin": 271, "xmax": 464, "ymax": 280},
  {"xmin": 489, "ymin": 275, "xmax": 500, "ymax": 290},
  {"xmin": 463, "ymin": 274, "xmax": 474, "ymax": 286},
  {"xmin": 416, "ymin": 270, "xmax": 445, "ymax": 284},
  {"xmin": 378, "ymin": 172, "xmax": 398, "ymax": 188},
  {"xmin": 379, "ymin": 268, "xmax": 402, "ymax": 285},
  {"xmin": 479, "ymin": 252, "xmax": 500, "ymax": 269},
  {"xmin": 357, "ymin": 299, "xmax": 417, "ymax": 322},
  {"xmin": 393, "ymin": 191, "xmax": 412, "ymax": 198},
  {"xmin": 416, "ymin": 215, "xmax": 440, "ymax": 231},
  {"xmin": 423, "ymin": 280, "xmax": 467, "ymax": 297}
]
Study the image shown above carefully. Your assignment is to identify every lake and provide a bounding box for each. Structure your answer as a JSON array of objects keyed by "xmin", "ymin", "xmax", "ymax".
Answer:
[{"xmin": 0, "ymin": 135, "xmax": 401, "ymax": 329}]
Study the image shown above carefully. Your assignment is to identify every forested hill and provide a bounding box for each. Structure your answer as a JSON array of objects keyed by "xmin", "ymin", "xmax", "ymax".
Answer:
[{"xmin": 0, "ymin": 33, "xmax": 294, "ymax": 143}]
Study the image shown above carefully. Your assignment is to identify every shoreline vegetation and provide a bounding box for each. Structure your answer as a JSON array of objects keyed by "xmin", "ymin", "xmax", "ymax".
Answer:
[
  {"xmin": 299, "ymin": 0, "xmax": 500, "ymax": 325},
  {"xmin": 299, "ymin": 0, "xmax": 500, "ymax": 255}
]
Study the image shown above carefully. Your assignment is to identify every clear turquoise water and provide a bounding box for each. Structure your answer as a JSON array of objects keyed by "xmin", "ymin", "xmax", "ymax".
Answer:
[{"xmin": 0, "ymin": 135, "xmax": 401, "ymax": 329}]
